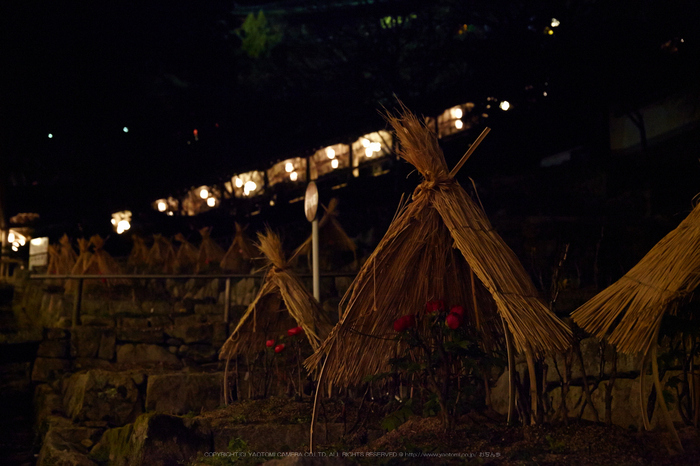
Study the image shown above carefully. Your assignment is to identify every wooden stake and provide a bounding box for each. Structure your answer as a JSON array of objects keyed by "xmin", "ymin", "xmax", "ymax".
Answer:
[
  {"xmin": 651, "ymin": 339, "xmax": 683, "ymax": 452},
  {"xmin": 639, "ymin": 351, "xmax": 651, "ymax": 431},
  {"xmin": 502, "ymin": 317, "xmax": 516, "ymax": 424},
  {"xmin": 525, "ymin": 347, "xmax": 538, "ymax": 425},
  {"xmin": 449, "ymin": 127, "xmax": 491, "ymax": 178}
]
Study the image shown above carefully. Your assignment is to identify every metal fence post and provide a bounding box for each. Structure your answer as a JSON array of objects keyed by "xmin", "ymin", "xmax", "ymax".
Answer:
[{"xmin": 72, "ymin": 277, "xmax": 83, "ymax": 328}]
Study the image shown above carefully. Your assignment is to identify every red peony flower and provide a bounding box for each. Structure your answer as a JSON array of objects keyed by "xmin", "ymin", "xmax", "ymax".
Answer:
[
  {"xmin": 426, "ymin": 300, "xmax": 445, "ymax": 314},
  {"xmin": 266, "ymin": 339, "xmax": 275, "ymax": 347},
  {"xmin": 445, "ymin": 313, "xmax": 462, "ymax": 330},
  {"xmin": 294, "ymin": 326, "xmax": 304, "ymax": 335},
  {"xmin": 450, "ymin": 305, "xmax": 464, "ymax": 317},
  {"xmin": 393, "ymin": 314, "xmax": 416, "ymax": 332},
  {"xmin": 287, "ymin": 326, "xmax": 304, "ymax": 337},
  {"xmin": 274, "ymin": 344, "xmax": 285, "ymax": 353}
]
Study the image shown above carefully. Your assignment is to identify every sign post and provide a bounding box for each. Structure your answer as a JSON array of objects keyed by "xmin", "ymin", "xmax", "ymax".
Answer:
[{"xmin": 304, "ymin": 181, "xmax": 320, "ymax": 302}]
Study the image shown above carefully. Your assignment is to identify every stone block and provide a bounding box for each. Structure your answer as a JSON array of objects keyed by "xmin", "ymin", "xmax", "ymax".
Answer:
[
  {"xmin": 167, "ymin": 322, "xmax": 213, "ymax": 344},
  {"xmin": 81, "ymin": 315, "xmax": 115, "ymax": 327},
  {"xmin": 180, "ymin": 344, "xmax": 217, "ymax": 363},
  {"xmin": 116, "ymin": 328, "xmax": 164, "ymax": 344},
  {"xmin": 32, "ymin": 357, "xmax": 71, "ymax": 382},
  {"xmin": 141, "ymin": 300, "xmax": 172, "ymax": 315},
  {"xmin": 110, "ymin": 300, "xmax": 140, "ymax": 315},
  {"xmin": 71, "ymin": 327, "xmax": 103, "ymax": 358},
  {"xmin": 63, "ymin": 370, "xmax": 142, "ymax": 427},
  {"xmin": 145, "ymin": 372, "xmax": 223, "ymax": 414},
  {"xmin": 212, "ymin": 321, "xmax": 229, "ymax": 347},
  {"xmin": 115, "ymin": 344, "xmax": 182, "ymax": 368},
  {"xmin": 45, "ymin": 328, "xmax": 69, "ymax": 340},
  {"xmin": 72, "ymin": 358, "xmax": 114, "ymax": 371},
  {"xmin": 98, "ymin": 330, "xmax": 116, "ymax": 360},
  {"xmin": 37, "ymin": 339, "xmax": 70, "ymax": 359},
  {"xmin": 194, "ymin": 303, "xmax": 222, "ymax": 315}
]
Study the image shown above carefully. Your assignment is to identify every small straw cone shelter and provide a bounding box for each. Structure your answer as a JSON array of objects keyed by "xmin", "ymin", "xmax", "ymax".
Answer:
[
  {"xmin": 291, "ymin": 198, "xmax": 357, "ymax": 269},
  {"xmin": 44, "ymin": 244, "xmax": 62, "ymax": 286},
  {"xmin": 58, "ymin": 234, "xmax": 77, "ymax": 274},
  {"xmin": 127, "ymin": 235, "xmax": 149, "ymax": 272},
  {"xmin": 85, "ymin": 235, "xmax": 129, "ymax": 285},
  {"xmin": 571, "ymin": 202, "xmax": 700, "ymax": 451},
  {"xmin": 219, "ymin": 230, "xmax": 333, "ymax": 402},
  {"xmin": 146, "ymin": 234, "xmax": 176, "ymax": 274},
  {"xmin": 220, "ymin": 223, "xmax": 258, "ymax": 273},
  {"xmin": 65, "ymin": 238, "xmax": 96, "ymax": 294},
  {"xmin": 196, "ymin": 227, "xmax": 225, "ymax": 273},
  {"xmin": 305, "ymin": 108, "xmax": 571, "ymax": 443},
  {"xmin": 173, "ymin": 233, "xmax": 199, "ymax": 273}
]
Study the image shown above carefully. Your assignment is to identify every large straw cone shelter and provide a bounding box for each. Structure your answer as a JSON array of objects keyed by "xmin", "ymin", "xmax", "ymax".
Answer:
[
  {"xmin": 571, "ymin": 202, "xmax": 700, "ymax": 450},
  {"xmin": 173, "ymin": 233, "xmax": 199, "ymax": 273},
  {"xmin": 44, "ymin": 244, "xmax": 62, "ymax": 287},
  {"xmin": 196, "ymin": 227, "xmax": 225, "ymax": 273},
  {"xmin": 219, "ymin": 230, "xmax": 333, "ymax": 362},
  {"xmin": 147, "ymin": 234, "xmax": 176, "ymax": 274},
  {"xmin": 291, "ymin": 198, "xmax": 357, "ymax": 269},
  {"xmin": 220, "ymin": 223, "xmax": 258, "ymax": 273},
  {"xmin": 305, "ymin": 109, "xmax": 571, "ymax": 396}
]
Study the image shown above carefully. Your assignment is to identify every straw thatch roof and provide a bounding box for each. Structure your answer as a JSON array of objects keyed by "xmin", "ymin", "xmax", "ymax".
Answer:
[
  {"xmin": 85, "ymin": 235, "xmax": 128, "ymax": 285},
  {"xmin": 219, "ymin": 229, "xmax": 333, "ymax": 361},
  {"xmin": 291, "ymin": 198, "xmax": 357, "ymax": 269},
  {"xmin": 196, "ymin": 227, "xmax": 225, "ymax": 273},
  {"xmin": 220, "ymin": 223, "xmax": 258, "ymax": 273},
  {"xmin": 572, "ymin": 202, "xmax": 700, "ymax": 355},
  {"xmin": 305, "ymin": 108, "xmax": 571, "ymax": 389},
  {"xmin": 173, "ymin": 233, "xmax": 199, "ymax": 273}
]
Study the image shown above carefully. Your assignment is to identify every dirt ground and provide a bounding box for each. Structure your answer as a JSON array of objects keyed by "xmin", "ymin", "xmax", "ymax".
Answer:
[{"xmin": 196, "ymin": 397, "xmax": 700, "ymax": 465}]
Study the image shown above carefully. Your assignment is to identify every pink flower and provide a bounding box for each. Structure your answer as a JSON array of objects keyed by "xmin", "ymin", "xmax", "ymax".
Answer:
[
  {"xmin": 274, "ymin": 344, "xmax": 285, "ymax": 353},
  {"xmin": 450, "ymin": 305, "xmax": 464, "ymax": 317},
  {"xmin": 426, "ymin": 300, "xmax": 445, "ymax": 314},
  {"xmin": 446, "ymin": 313, "xmax": 462, "ymax": 330},
  {"xmin": 266, "ymin": 339, "xmax": 275, "ymax": 348}
]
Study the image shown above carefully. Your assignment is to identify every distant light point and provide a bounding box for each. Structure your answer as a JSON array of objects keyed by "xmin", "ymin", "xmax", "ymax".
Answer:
[
  {"xmin": 123, "ymin": 127, "xmax": 129, "ymax": 133},
  {"xmin": 48, "ymin": 133, "xmax": 53, "ymax": 139},
  {"xmin": 551, "ymin": 18, "xmax": 560, "ymax": 28}
]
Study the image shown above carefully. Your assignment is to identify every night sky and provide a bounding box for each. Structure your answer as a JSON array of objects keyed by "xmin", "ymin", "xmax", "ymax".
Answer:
[{"xmin": 2, "ymin": 0, "xmax": 699, "ymax": 226}]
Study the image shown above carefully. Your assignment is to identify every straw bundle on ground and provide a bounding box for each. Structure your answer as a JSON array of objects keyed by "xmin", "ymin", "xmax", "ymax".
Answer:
[
  {"xmin": 65, "ymin": 238, "xmax": 96, "ymax": 294},
  {"xmin": 57, "ymin": 234, "xmax": 77, "ymax": 274},
  {"xmin": 305, "ymin": 108, "xmax": 571, "ymax": 392},
  {"xmin": 219, "ymin": 229, "xmax": 333, "ymax": 362},
  {"xmin": 291, "ymin": 198, "xmax": 357, "ymax": 269},
  {"xmin": 173, "ymin": 233, "xmax": 199, "ymax": 273},
  {"xmin": 572, "ymin": 202, "xmax": 700, "ymax": 355},
  {"xmin": 220, "ymin": 223, "xmax": 258, "ymax": 273},
  {"xmin": 147, "ymin": 234, "xmax": 176, "ymax": 274},
  {"xmin": 85, "ymin": 235, "xmax": 128, "ymax": 285},
  {"xmin": 196, "ymin": 227, "xmax": 225, "ymax": 273},
  {"xmin": 127, "ymin": 235, "xmax": 149, "ymax": 272}
]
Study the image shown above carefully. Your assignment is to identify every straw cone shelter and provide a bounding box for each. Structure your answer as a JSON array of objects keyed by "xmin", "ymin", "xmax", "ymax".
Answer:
[
  {"xmin": 196, "ymin": 227, "xmax": 225, "ymax": 273},
  {"xmin": 219, "ymin": 230, "xmax": 333, "ymax": 362},
  {"xmin": 220, "ymin": 223, "xmax": 258, "ymax": 273},
  {"xmin": 58, "ymin": 234, "xmax": 77, "ymax": 274},
  {"xmin": 65, "ymin": 238, "xmax": 96, "ymax": 294},
  {"xmin": 44, "ymin": 244, "xmax": 62, "ymax": 287},
  {"xmin": 85, "ymin": 235, "xmax": 128, "ymax": 285},
  {"xmin": 572, "ymin": 202, "xmax": 700, "ymax": 355},
  {"xmin": 147, "ymin": 234, "xmax": 176, "ymax": 274},
  {"xmin": 305, "ymin": 109, "xmax": 571, "ymax": 393},
  {"xmin": 173, "ymin": 233, "xmax": 199, "ymax": 273},
  {"xmin": 127, "ymin": 235, "xmax": 149, "ymax": 272},
  {"xmin": 291, "ymin": 198, "xmax": 357, "ymax": 269},
  {"xmin": 571, "ymin": 202, "xmax": 700, "ymax": 450}
]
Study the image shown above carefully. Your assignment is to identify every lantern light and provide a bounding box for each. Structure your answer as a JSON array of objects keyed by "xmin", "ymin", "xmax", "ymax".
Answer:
[
  {"xmin": 551, "ymin": 18, "xmax": 560, "ymax": 28},
  {"xmin": 244, "ymin": 181, "xmax": 257, "ymax": 195},
  {"xmin": 290, "ymin": 171, "xmax": 298, "ymax": 181},
  {"xmin": 193, "ymin": 129, "xmax": 199, "ymax": 141},
  {"xmin": 207, "ymin": 197, "xmax": 216, "ymax": 207},
  {"xmin": 116, "ymin": 220, "xmax": 130, "ymax": 234},
  {"xmin": 361, "ymin": 138, "xmax": 370, "ymax": 147},
  {"xmin": 499, "ymin": 101, "xmax": 511, "ymax": 111},
  {"xmin": 11, "ymin": 245, "xmax": 18, "ymax": 252},
  {"xmin": 18, "ymin": 237, "xmax": 25, "ymax": 246},
  {"xmin": 455, "ymin": 120, "xmax": 464, "ymax": 129},
  {"xmin": 235, "ymin": 177, "xmax": 243, "ymax": 188},
  {"xmin": 157, "ymin": 201, "xmax": 167, "ymax": 212},
  {"xmin": 454, "ymin": 108, "xmax": 463, "ymax": 119},
  {"xmin": 167, "ymin": 211, "xmax": 174, "ymax": 216},
  {"xmin": 30, "ymin": 238, "xmax": 43, "ymax": 246},
  {"xmin": 285, "ymin": 162, "xmax": 294, "ymax": 173},
  {"xmin": 326, "ymin": 147, "xmax": 336, "ymax": 159},
  {"xmin": 365, "ymin": 147, "xmax": 374, "ymax": 157},
  {"xmin": 331, "ymin": 159, "xmax": 339, "ymax": 169},
  {"xmin": 199, "ymin": 188, "xmax": 209, "ymax": 199},
  {"xmin": 7, "ymin": 232, "xmax": 14, "ymax": 243}
]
